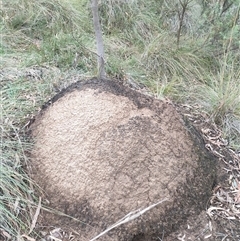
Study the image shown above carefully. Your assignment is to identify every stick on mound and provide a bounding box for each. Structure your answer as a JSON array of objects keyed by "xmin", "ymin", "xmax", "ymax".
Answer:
[{"xmin": 30, "ymin": 78, "xmax": 216, "ymax": 241}]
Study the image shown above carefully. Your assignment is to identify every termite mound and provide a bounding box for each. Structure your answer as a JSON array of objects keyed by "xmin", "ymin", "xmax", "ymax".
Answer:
[{"xmin": 30, "ymin": 78, "xmax": 216, "ymax": 240}]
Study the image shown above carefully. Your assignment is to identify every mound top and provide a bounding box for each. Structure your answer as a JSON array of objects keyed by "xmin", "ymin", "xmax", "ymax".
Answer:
[{"xmin": 30, "ymin": 78, "xmax": 216, "ymax": 241}]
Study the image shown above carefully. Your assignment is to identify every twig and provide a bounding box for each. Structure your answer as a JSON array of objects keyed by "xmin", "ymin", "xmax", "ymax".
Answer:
[{"xmin": 90, "ymin": 198, "xmax": 168, "ymax": 241}]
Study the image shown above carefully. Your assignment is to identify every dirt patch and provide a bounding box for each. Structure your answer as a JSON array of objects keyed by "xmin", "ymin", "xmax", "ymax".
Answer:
[{"xmin": 29, "ymin": 78, "xmax": 217, "ymax": 240}]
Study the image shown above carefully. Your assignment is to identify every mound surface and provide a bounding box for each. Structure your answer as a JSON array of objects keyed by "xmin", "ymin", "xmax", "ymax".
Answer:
[{"xmin": 30, "ymin": 78, "xmax": 216, "ymax": 240}]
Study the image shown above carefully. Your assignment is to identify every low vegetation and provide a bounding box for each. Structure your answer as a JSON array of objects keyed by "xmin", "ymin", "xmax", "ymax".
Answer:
[{"xmin": 1, "ymin": 0, "xmax": 240, "ymax": 239}]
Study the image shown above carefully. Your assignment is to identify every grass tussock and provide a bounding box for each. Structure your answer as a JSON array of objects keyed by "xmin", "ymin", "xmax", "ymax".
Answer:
[
  {"xmin": 191, "ymin": 57, "xmax": 240, "ymax": 149},
  {"xmin": 2, "ymin": 0, "xmax": 86, "ymax": 39},
  {"xmin": 1, "ymin": 71, "xmax": 51, "ymax": 238},
  {"xmin": 1, "ymin": 0, "xmax": 95, "ymax": 69},
  {"xmin": 99, "ymin": 0, "xmax": 162, "ymax": 44},
  {"xmin": 141, "ymin": 33, "xmax": 214, "ymax": 80},
  {"xmin": 1, "ymin": 114, "xmax": 33, "ymax": 238},
  {"xmin": 1, "ymin": 64, "xmax": 88, "ymax": 239},
  {"xmin": 1, "ymin": 0, "xmax": 240, "ymax": 239}
]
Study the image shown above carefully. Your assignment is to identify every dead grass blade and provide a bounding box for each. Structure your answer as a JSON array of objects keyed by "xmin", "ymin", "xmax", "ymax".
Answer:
[
  {"xmin": 0, "ymin": 229, "xmax": 12, "ymax": 239},
  {"xmin": 235, "ymin": 182, "xmax": 240, "ymax": 204},
  {"xmin": 21, "ymin": 234, "xmax": 36, "ymax": 241},
  {"xmin": 90, "ymin": 198, "xmax": 168, "ymax": 241},
  {"xmin": 28, "ymin": 197, "xmax": 42, "ymax": 234}
]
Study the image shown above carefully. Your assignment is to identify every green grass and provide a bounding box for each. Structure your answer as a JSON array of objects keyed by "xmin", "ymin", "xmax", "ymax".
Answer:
[
  {"xmin": 1, "ymin": 71, "xmax": 53, "ymax": 238},
  {"xmin": 1, "ymin": 65, "xmax": 86, "ymax": 239},
  {"xmin": 1, "ymin": 0, "xmax": 240, "ymax": 239},
  {"xmin": 190, "ymin": 57, "xmax": 240, "ymax": 149}
]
